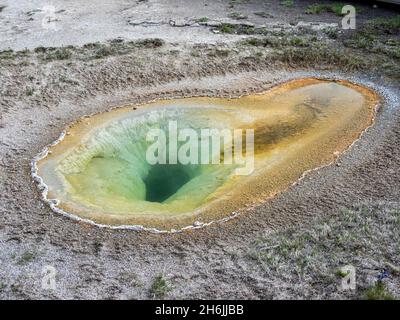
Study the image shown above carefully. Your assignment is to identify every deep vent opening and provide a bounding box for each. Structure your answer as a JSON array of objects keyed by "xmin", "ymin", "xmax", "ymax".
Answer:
[{"xmin": 144, "ymin": 164, "xmax": 193, "ymax": 203}]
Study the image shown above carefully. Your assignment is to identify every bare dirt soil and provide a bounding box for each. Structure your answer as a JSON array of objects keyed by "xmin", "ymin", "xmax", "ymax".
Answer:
[
  {"xmin": 1, "ymin": 0, "xmax": 397, "ymax": 50},
  {"xmin": 0, "ymin": 0, "xmax": 399, "ymax": 299}
]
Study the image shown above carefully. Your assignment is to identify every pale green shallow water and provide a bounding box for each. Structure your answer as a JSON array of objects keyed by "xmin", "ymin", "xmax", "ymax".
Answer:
[{"xmin": 58, "ymin": 107, "xmax": 241, "ymax": 215}]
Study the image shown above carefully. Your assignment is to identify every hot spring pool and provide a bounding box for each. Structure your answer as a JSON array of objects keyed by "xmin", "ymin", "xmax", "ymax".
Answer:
[{"xmin": 33, "ymin": 78, "xmax": 379, "ymax": 231}]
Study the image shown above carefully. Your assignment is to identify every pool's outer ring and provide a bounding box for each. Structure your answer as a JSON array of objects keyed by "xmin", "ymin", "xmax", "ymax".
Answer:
[{"xmin": 31, "ymin": 76, "xmax": 382, "ymax": 233}]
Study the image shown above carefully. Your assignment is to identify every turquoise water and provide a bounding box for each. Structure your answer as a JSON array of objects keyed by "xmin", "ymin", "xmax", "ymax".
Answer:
[{"xmin": 60, "ymin": 106, "xmax": 239, "ymax": 213}]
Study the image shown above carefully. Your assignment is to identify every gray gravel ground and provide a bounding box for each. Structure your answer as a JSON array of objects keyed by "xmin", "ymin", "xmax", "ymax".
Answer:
[{"xmin": 0, "ymin": 0, "xmax": 398, "ymax": 50}]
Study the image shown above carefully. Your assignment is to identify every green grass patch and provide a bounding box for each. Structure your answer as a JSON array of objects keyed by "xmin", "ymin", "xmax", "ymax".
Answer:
[
  {"xmin": 345, "ymin": 33, "xmax": 376, "ymax": 49},
  {"xmin": 17, "ymin": 251, "xmax": 37, "ymax": 265},
  {"xmin": 363, "ymin": 281, "xmax": 395, "ymax": 300},
  {"xmin": 217, "ymin": 23, "xmax": 265, "ymax": 35},
  {"xmin": 248, "ymin": 205, "xmax": 400, "ymax": 292},
  {"xmin": 290, "ymin": 37, "xmax": 309, "ymax": 47},
  {"xmin": 0, "ymin": 49, "xmax": 14, "ymax": 60},
  {"xmin": 208, "ymin": 48, "xmax": 231, "ymax": 57},
  {"xmin": 218, "ymin": 23, "xmax": 238, "ymax": 34},
  {"xmin": 254, "ymin": 12, "xmax": 273, "ymax": 18},
  {"xmin": 44, "ymin": 47, "xmax": 72, "ymax": 60},
  {"xmin": 324, "ymin": 28, "xmax": 339, "ymax": 39},
  {"xmin": 364, "ymin": 16, "xmax": 400, "ymax": 35},
  {"xmin": 34, "ymin": 46, "xmax": 47, "ymax": 54},
  {"xmin": 280, "ymin": 0, "xmax": 294, "ymax": 8},
  {"xmin": 197, "ymin": 17, "xmax": 209, "ymax": 23},
  {"xmin": 59, "ymin": 75, "xmax": 79, "ymax": 85},
  {"xmin": 25, "ymin": 88, "xmax": 34, "ymax": 96},
  {"xmin": 134, "ymin": 38, "xmax": 164, "ymax": 48},
  {"xmin": 305, "ymin": 3, "xmax": 360, "ymax": 16},
  {"xmin": 344, "ymin": 16, "xmax": 400, "ymax": 60},
  {"xmin": 228, "ymin": 12, "xmax": 248, "ymax": 20},
  {"xmin": 242, "ymin": 36, "xmax": 281, "ymax": 47},
  {"xmin": 82, "ymin": 42, "xmax": 102, "ymax": 49},
  {"xmin": 149, "ymin": 275, "xmax": 171, "ymax": 298},
  {"xmin": 335, "ymin": 269, "xmax": 350, "ymax": 278},
  {"xmin": 92, "ymin": 46, "xmax": 114, "ymax": 59}
]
